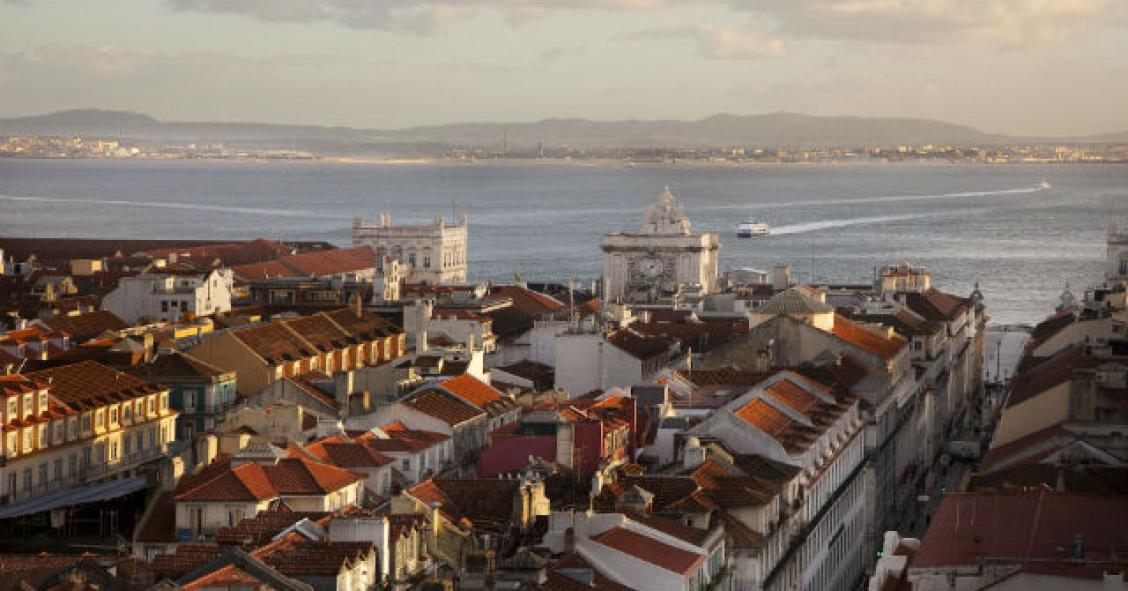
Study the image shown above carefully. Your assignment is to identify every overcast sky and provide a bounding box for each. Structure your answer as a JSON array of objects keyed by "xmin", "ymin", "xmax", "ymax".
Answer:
[{"xmin": 1, "ymin": 0, "xmax": 1126, "ymax": 136}]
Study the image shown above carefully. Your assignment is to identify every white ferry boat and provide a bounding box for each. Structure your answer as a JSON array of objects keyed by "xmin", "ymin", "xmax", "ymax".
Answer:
[
  {"xmin": 737, "ymin": 218, "xmax": 770, "ymax": 237},
  {"xmin": 1039, "ymin": 180, "xmax": 1052, "ymax": 190}
]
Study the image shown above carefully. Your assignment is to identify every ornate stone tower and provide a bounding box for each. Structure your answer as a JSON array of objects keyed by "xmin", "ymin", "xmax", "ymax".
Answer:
[{"xmin": 601, "ymin": 187, "xmax": 719, "ymax": 303}]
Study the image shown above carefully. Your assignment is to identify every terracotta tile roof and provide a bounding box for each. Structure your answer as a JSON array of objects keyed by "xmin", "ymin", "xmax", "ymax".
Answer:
[
  {"xmin": 678, "ymin": 367, "xmax": 773, "ymax": 387},
  {"xmin": 623, "ymin": 509, "xmax": 711, "ymax": 546},
  {"xmin": 403, "ymin": 389, "xmax": 485, "ymax": 426},
  {"xmin": 24, "ymin": 360, "xmax": 164, "ymax": 411},
  {"xmin": 405, "ymin": 477, "xmax": 522, "ymax": 532},
  {"xmin": 546, "ymin": 554, "xmax": 634, "ymax": 591},
  {"xmin": 149, "ymin": 544, "xmax": 225, "ymax": 580},
  {"xmin": 282, "ymin": 314, "xmax": 354, "ymax": 351},
  {"xmin": 41, "ymin": 310, "xmax": 129, "ymax": 342},
  {"xmin": 764, "ymin": 379, "xmax": 823, "ymax": 415},
  {"xmin": 632, "ymin": 318, "xmax": 747, "ymax": 352},
  {"xmin": 606, "ymin": 327, "xmax": 676, "ymax": 361},
  {"xmin": 232, "ymin": 322, "xmax": 316, "ymax": 365},
  {"xmin": 1005, "ymin": 345, "xmax": 1091, "ymax": 409},
  {"xmin": 902, "ymin": 288, "xmax": 970, "ymax": 322},
  {"xmin": 913, "ymin": 491, "xmax": 1128, "ymax": 573},
  {"xmin": 321, "ymin": 307, "xmax": 402, "ymax": 339},
  {"xmin": 305, "ymin": 439, "xmax": 394, "ymax": 469},
  {"xmin": 257, "ymin": 538, "xmax": 375, "ymax": 576},
  {"xmin": 489, "ymin": 284, "xmax": 565, "ymax": 316},
  {"xmin": 174, "ymin": 458, "xmax": 361, "ymax": 501},
  {"xmin": 593, "ymin": 526, "xmax": 705, "ymax": 576},
  {"xmin": 213, "ymin": 510, "xmax": 331, "ymax": 546},
  {"xmin": 143, "ymin": 238, "xmax": 293, "ymax": 266},
  {"xmin": 438, "ymin": 374, "xmax": 518, "ymax": 417},
  {"xmin": 181, "ymin": 564, "xmax": 266, "ymax": 590},
  {"xmin": 231, "ymin": 246, "xmax": 376, "ymax": 281},
  {"xmin": 733, "ymin": 399, "xmax": 792, "ymax": 436},
  {"xmin": 831, "ymin": 315, "xmax": 906, "ymax": 359},
  {"xmin": 133, "ymin": 351, "xmax": 231, "ymax": 382}
]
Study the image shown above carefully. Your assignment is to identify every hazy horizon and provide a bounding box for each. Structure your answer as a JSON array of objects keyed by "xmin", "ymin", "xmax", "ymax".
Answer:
[{"xmin": 3, "ymin": 1, "xmax": 1127, "ymax": 137}]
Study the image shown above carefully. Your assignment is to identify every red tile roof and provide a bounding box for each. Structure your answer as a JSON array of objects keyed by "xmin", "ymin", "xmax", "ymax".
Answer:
[
  {"xmin": 305, "ymin": 439, "xmax": 394, "ymax": 469},
  {"xmin": 402, "ymin": 389, "xmax": 484, "ymax": 426},
  {"xmin": 24, "ymin": 360, "xmax": 164, "ymax": 411},
  {"xmin": 439, "ymin": 374, "xmax": 518, "ymax": 417},
  {"xmin": 593, "ymin": 526, "xmax": 705, "ymax": 576},
  {"xmin": 607, "ymin": 327, "xmax": 676, "ymax": 361},
  {"xmin": 143, "ymin": 238, "xmax": 293, "ymax": 266},
  {"xmin": 1005, "ymin": 345, "xmax": 1090, "ymax": 409},
  {"xmin": 174, "ymin": 458, "xmax": 361, "ymax": 501},
  {"xmin": 913, "ymin": 491, "xmax": 1128, "ymax": 574},
  {"xmin": 405, "ymin": 477, "xmax": 523, "ymax": 532},
  {"xmin": 831, "ymin": 315, "xmax": 906, "ymax": 359},
  {"xmin": 231, "ymin": 246, "xmax": 376, "ymax": 281},
  {"xmin": 40, "ymin": 310, "xmax": 129, "ymax": 342},
  {"xmin": 902, "ymin": 288, "xmax": 970, "ymax": 322}
]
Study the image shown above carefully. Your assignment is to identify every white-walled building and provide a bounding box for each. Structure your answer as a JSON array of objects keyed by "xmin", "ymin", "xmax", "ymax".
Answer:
[
  {"xmin": 102, "ymin": 267, "xmax": 234, "ymax": 324},
  {"xmin": 554, "ymin": 326, "xmax": 677, "ymax": 397},
  {"xmin": 353, "ymin": 213, "xmax": 468, "ymax": 284}
]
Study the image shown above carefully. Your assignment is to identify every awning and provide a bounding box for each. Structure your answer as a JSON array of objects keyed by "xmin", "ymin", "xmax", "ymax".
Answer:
[{"xmin": 0, "ymin": 476, "xmax": 148, "ymax": 521}]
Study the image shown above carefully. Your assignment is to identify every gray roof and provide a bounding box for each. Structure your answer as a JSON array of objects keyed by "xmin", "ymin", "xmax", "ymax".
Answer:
[{"xmin": 757, "ymin": 287, "xmax": 834, "ymax": 315}]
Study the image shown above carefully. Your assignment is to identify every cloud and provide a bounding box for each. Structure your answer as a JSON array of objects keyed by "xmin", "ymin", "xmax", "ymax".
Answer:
[
  {"xmin": 692, "ymin": 24, "xmax": 786, "ymax": 58},
  {"xmin": 626, "ymin": 25, "xmax": 786, "ymax": 59},
  {"xmin": 729, "ymin": 0, "xmax": 1111, "ymax": 48},
  {"xmin": 165, "ymin": 0, "xmax": 674, "ymax": 34}
]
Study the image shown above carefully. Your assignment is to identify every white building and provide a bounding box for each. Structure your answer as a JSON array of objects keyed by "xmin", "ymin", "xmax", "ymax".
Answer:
[
  {"xmin": 353, "ymin": 213, "xmax": 468, "ymax": 284},
  {"xmin": 1108, "ymin": 217, "xmax": 1128, "ymax": 283},
  {"xmin": 553, "ymin": 327, "xmax": 677, "ymax": 397},
  {"xmin": 602, "ymin": 187, "xmax": 720, "ymax": 303},
  {"xmin": 102, "ymin": 268, "xmax": 234, "ymax": 324}
]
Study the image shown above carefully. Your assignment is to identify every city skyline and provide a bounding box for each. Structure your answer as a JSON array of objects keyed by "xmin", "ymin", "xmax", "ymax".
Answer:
[{"xmin": 2, "ymin": 0, "xmax": 1127, "ymax": 137}]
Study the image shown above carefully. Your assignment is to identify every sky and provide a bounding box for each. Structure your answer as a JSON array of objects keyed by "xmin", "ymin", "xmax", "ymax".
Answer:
[{"xmin": 1, "ymin": 0, "xmax": 1126, "ymax": 137}]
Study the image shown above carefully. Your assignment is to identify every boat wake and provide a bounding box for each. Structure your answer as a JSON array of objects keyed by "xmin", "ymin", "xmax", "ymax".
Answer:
[
  {"xmin": 750, "ymin": 184, "xmax": 1045, "ymax": 210},
  {"xmin": 769, "ymin": 214, "xmax": 925, "ymax": 236},
  {"xmin": 0, "ymin": 193, "xmax": 350, "ymax": 220}
]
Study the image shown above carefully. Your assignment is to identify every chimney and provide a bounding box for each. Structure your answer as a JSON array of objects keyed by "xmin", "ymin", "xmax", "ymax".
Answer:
[
  {"xmin": 683, "ymin": 436, "xmax": 706, "ymax": 470},
  {"xmin": 417, "ymin": 329, "xmax": 429, "ymax": 353},
  {"xmin": 350, "ymin": 292, "xmax": 363, "ymax": 318}
]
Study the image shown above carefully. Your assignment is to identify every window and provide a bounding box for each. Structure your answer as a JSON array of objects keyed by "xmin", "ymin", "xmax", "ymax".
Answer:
[
  {"xmin": 53, "ymin": 459, "xmax": 62, "ymax": 483},
  {"xmin": 23, "ymin": 468, "xmax": 32, "ymax": 492},
  {"xmin": 124, "ymin": 433, "xmax": 132, "ymax": 456},
  {"xmin": 110, "ymin": 440, "xmax": 118, "ymax": 461},
  {"xmin": 123, "ymin": 405, "xmax": 132, "ymax": 421},
  {"xmin": 69, "ymin": 454, "xmax": 77, "ymax": 477},
  {"xmin": 38, "ymin": 392, "xmax": 47, "ymax": 413},
  {"xmin": 7, "ymin": 474, "xmax": 16, "ymax": 498},
  {"xmin": 95, "ymin": 412, "xmax": 104, "ymax": 430},
  {"xmin": 402, "ymin": 458, "xmax": 411, "ymax": 472},
  {"xmin": 82, "ymin": 447, "xmax": 91, "ymax": 469},
  {"xmin": 227, "ymin": 506, "xmax": 244, "ymax": 527},
  {"xmin": 37, "ymin": 464, "xmax": 47, "ymax": 488},
  {"xmin": 423, "ymin": 256, "xmax": 431, "ymax": 268},
  {"xmin": 161, "ymin": 300, "xmax": 169, "ymax": 313}
]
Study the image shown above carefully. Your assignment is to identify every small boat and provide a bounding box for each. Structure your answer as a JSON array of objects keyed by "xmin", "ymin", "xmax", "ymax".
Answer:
[
  {"xmin": 1039, "ymin": 180, "xmax": 1051, "ymax": 190},
  {"xmin": 737, "ymin": 218, "xmax": 770, "ymax": 237}
]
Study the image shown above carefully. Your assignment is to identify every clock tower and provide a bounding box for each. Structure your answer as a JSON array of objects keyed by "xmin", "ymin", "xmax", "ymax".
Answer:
[{"xmin": 601, "ymin": 187, "xmax": 720, "ymax": 303}]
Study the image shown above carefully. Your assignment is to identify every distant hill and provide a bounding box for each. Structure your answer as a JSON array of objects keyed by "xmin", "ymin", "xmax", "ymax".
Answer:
[{"xmin": 1, "ymin": 109, "xmax": 1121, "ymax": 152}]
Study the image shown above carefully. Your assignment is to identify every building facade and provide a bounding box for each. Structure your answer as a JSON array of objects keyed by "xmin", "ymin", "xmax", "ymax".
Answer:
[
  {"xmin": 353, "ymin": 213, "xmax": 468, "ymax": 284},
  {"xmin": 102, "ymin": 268, "xmax": 235, "ymax": 324},
  {"xmin": 0, "ymin": 361, "xmax": 177, "ymax": 507},
  {"xmin": 602, "ymin": 187, "xmax": 720, "ymax": 303}
]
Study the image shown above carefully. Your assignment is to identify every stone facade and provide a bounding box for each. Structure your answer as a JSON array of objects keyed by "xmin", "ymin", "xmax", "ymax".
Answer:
[
  {"xmin": 353, "ymin": 213, "xmax": 468, "ymax": 284},
  {"xmin": 602, "ymin": 187, "xmax": 719, "ymax": 303}
]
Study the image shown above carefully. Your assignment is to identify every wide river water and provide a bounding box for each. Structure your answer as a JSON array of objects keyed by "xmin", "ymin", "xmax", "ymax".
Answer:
[{"xmin": 1, "ymin": 159, "xmax": 1125, "ymax": 326}]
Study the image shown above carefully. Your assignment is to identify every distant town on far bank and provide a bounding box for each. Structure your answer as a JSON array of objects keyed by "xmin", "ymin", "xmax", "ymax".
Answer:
[{"xmin": 3, "ymin": 109, "xmax": 1128, "ymax": 163}]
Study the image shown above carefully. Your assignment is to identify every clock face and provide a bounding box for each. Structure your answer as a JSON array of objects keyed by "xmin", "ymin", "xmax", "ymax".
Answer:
[{"xmin": 637, "ymin": 256, "xmax": 666, "ymax": 278}]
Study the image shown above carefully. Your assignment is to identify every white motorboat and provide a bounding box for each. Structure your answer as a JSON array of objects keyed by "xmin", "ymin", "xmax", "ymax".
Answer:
[
  {"xmin": 1039, "ymin": 180, "xmax": 1052, "ymax": 190},
  {"xmin": 737, "ymin": 218, "xmax": 770, "ymax": 237}
]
